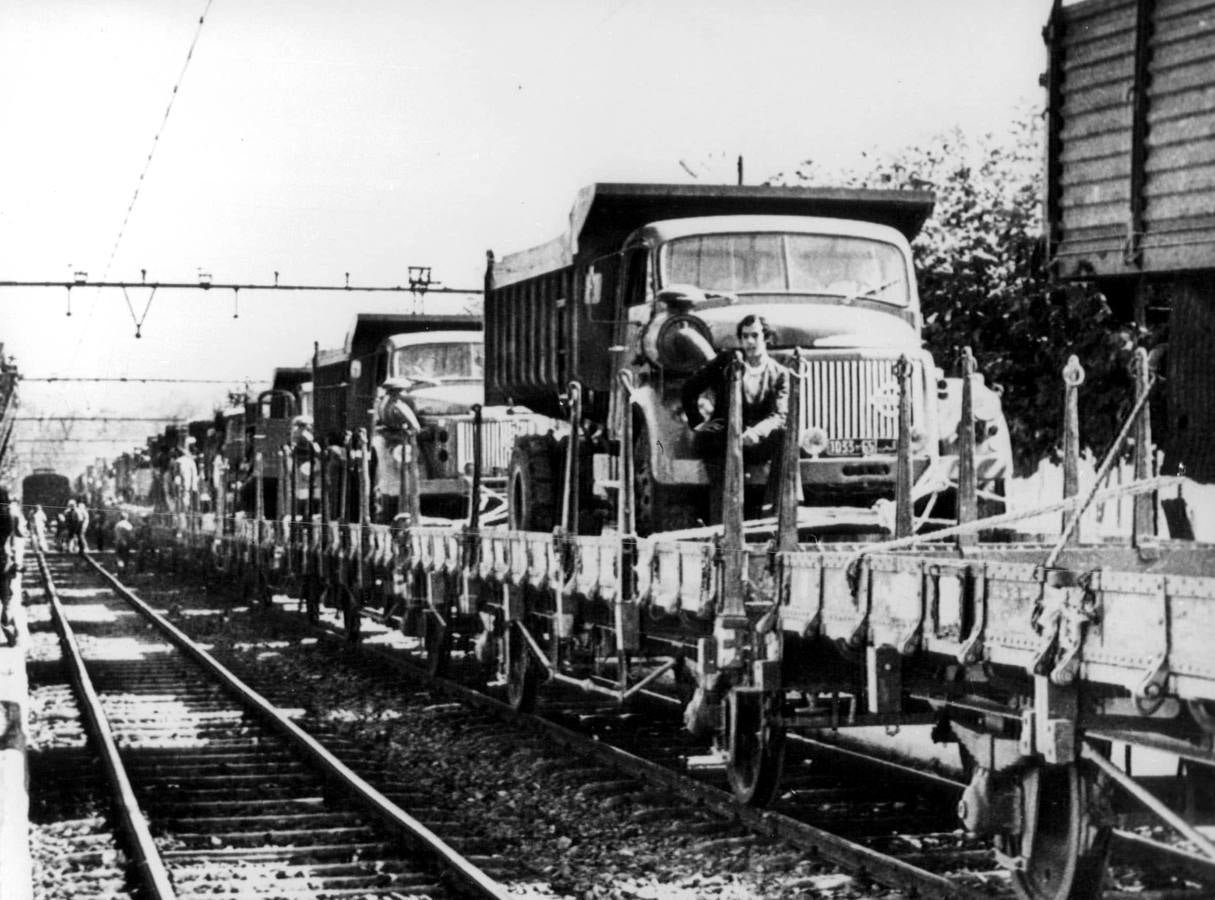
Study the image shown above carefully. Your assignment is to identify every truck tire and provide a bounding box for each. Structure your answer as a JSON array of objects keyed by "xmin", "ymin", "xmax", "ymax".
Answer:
[
  {"xmin": 509, "ymin": 435, "xmax": 557, "ymax": 532},
  {"xmin": 634, "ymin": 421, "xmax": 699, "ymax": 536}
]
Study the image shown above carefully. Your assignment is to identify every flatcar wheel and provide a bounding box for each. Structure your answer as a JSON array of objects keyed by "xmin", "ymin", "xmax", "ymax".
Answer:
[
  {"xmin": 257, "ymin": 571, "xmax": 276, "ymax": 609},
  {"xmin": 1188, "ymin": 698, "xmax": 1215, "ymax": 734},
  {"xmin": 303, "ymin": 574, "xmax": 322, "ymax": 625},
  {"xmin": 240, "ymin": 568, "xmax": 258, "ymax": 605},
  {"xmin": 725, "ymin": 690, "xmax": 785, "ymax": 807},
  {"xmin": 422, "ymin": 609, "xmax": 452, "ymax": 677},
  {"xmin": 1002, "ymin": 763, "xmax": 1109, "ymax": 900},
  {"xmin": 340, "ymin": 584, "xmax": 362, "ymax": 643},
  {"xmin": 505, "ymin": 622, "xmax": 539, "ymax": 713},
  {"xmin": 211, "ymin": 540, "xmax": 229, "ymax": 575}
]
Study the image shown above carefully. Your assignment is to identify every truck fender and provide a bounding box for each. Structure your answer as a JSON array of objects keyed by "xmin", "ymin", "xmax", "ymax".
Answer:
[{"xmin": 625, "ymin": 384, "xmax": 679, "ymax": 485}]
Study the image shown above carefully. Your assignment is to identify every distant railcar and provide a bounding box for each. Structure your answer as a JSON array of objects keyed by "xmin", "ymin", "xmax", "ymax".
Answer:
[{"xmin": 21, "ymin": 469, "xmax": 72, "ymax": 516}]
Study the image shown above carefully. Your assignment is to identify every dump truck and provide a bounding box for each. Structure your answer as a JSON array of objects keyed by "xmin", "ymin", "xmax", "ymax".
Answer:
[{"xmin": 485, "ymin": 183, "xmax": 1012, "ymax": 534}]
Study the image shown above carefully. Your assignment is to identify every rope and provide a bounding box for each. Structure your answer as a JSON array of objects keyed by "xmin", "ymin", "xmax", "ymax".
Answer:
[
  {"xmin": 844, "ymin": 475, "xmax": 1186, "ymax": 568},
  {"xmin": 1046, "ymin": 372, "xmax": 1156, "ymax": 568}
]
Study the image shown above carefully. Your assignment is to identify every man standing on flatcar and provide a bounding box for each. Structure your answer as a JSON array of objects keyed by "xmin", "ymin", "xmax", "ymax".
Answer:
[{"xmin": 681, "ymin": 313, "xmax": 790, "ymax": 521}]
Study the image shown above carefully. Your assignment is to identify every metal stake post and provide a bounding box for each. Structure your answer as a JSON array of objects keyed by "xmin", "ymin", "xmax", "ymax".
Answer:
[
  {"xmin": 894, "ymin": 355, "xmax": 914, "ymax": 538},
  {"xmin": 956, "ymin": 348, "xmax": 977, "ymax": 547},
  {"xmin": 254, "ymin": 450, "xmax": 265, "ymax": 571},
  {"xmin": 616, "ymin": 372, "xmax": 638, "ymax": 688},
  {"xmin": 562, "ymin": 383, "xmax": 582, "ymax": 534},
  {"xmin": 721, "ymin": 356, "xmax": 746, "ymax": 619},
  {"xmin": 1062, "ymin": 355, "xmax": 1085, "ymax": 542},
  {"xmin": 1132, "ymin": 347, "xmax": 1156, "ymax": 544},
  {"xmin": 469, "ymin": 404, "xmax": 483, "ymax": 530},
  {"xmin": 357, "ymin": 426, "xmax": 371, "ymax": 591},
  {"xmin": 776, "ymin": 352, "xmax": 803, "ymax": 553}
]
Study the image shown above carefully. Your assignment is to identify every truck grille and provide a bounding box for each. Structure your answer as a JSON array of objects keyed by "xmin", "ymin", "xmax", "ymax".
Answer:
[
  {"xmin": 800, "ymin": 356, "xmax": 923, "ymax": 441},
  {"xmin": 455, "ymin": 416, "xmax": 541, "ymax": 474}
]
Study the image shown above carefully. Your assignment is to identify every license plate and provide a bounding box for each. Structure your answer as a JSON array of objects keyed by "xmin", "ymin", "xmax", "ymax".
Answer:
[{"xmin": 824, "ymin": 438, "xmax": 896, "ymax": 457}]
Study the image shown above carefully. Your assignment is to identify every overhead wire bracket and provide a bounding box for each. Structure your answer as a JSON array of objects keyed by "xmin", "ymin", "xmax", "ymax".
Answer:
[{"xmin": 121, "ymin": 285, "xmax": 159, "ymax": 338}]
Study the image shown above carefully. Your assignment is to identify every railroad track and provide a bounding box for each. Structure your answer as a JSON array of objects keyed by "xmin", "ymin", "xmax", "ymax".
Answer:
[
  {"xmin": 112, "ymin": 554, "xmax": 1008, "ymax": 899},
  {"xmin": 24, "ymin": 575, "xmax": 137, "ymax": 900},
  {"xmin": 32, "ymin": 549, "xmax": 513, "ymax": 900}
]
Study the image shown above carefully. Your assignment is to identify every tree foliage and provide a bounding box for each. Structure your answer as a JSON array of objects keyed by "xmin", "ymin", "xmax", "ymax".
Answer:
[{"xmin": 769, "ymin": 113, "xmax": 1146, "ymax": 474}]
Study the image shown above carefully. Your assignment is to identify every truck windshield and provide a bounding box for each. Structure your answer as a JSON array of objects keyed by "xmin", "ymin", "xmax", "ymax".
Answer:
[
  {"xmin": 391, "ymin": 342, "xmax": 484, "ymax": 383},
  {"xmin": 661, "ymin": 233, "xmax": 909, "ymax": 305}
]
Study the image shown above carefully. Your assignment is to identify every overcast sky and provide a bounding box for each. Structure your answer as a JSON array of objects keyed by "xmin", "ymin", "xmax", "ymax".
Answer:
[{"xmin": 0, "ymin": 0, "xmax": 1054, "ymax": 475}]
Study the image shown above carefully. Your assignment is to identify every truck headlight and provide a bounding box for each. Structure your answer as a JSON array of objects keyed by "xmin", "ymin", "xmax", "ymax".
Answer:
[
  {"xmin": 378, "ymin": 391, "xmax": 420, "ymax": 431},
  {"xmin": 799, "ymin": 426, "xmax": 828, "ymax": 457},
  {"xmin": 641, "ymin": 311, "xmax": 715, "ymax": 374}
]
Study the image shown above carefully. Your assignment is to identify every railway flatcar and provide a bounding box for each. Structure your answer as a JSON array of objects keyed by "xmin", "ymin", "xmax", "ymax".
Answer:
[{"xmin": 21, "ymin": 469, "xmax": 72, "ymax": 517}]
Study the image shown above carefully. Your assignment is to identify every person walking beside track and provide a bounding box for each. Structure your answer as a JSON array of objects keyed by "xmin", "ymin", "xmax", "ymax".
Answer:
[
  {"xmin": 30, "ymin": 504, "xmax": 47, "ymax": 552},
  {"xmin": 62, "ymin": 500, "xmax": 78, "ymax": 552},
  {"xmin": 72, "ymin": 498, "xmax": 90, "ymax": 555},
  {"xmin": 0, "ymin": 487, "xmax": 29, "ymax": 647},
  {"xmin": 95, "ymin": 508, "xmax": 108, "ymax": 552},
  {"xmin": 113, "ymin": 511, "xmax": 135, "ymax": 572}
]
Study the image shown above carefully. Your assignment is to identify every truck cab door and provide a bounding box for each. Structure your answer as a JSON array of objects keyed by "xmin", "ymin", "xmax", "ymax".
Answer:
[
  {"xmin": 575, "ymin": 252, "xmax": 622, "ymax": 397},
  {"xmin": 608, "ymin": 246, "xmax": 654, "ymax": 439},
  {"xmin": 620, "ymin": 246, "xmax": 653, "ymax": 357}
]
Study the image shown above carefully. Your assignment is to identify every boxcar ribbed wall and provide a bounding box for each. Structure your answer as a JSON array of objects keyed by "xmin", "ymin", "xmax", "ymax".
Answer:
[{"xmin": 1051, "ymin": 0, "xmax": 1215, "ymax": 278}]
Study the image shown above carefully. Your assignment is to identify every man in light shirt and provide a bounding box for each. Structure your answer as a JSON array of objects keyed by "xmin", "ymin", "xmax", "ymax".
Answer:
[{"xmin": 681, "ymin": 314, "xmax": 790, "ymax": 521}]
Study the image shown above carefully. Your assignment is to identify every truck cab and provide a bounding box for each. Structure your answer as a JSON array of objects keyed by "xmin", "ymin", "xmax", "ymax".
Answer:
[{"xmin": 373, "ymin": 330, "xmax": 550, "ymax": 520}]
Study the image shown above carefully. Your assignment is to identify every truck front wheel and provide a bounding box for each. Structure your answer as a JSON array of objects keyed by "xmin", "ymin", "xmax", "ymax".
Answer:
[
  {"xmin": 508, "ymin": 436, "xmax": 557, "ymax": 532},
  {"xmin": 634, "ymin": 421, "xmax": 699, "ymax": 536}
]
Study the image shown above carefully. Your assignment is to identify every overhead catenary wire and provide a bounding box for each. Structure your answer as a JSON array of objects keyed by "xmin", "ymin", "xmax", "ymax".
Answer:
[
  {"xmin": 1, "ymin": 278, "xmax": 482, "ymax": 295},
  {"xmin": 100, "ymin": 0, "xmax": 215, "ymax": 282},
  {"xmin": 13, "ymin": 417, "xmax": 188, "ymax": 423},
  {"xmin": 23, "ymin": 377, "xmax": 262, "ymax": 384}
]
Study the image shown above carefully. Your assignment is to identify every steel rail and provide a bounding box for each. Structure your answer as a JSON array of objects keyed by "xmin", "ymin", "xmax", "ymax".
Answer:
[
  {"xmin": 326, "ymin": 626, "xmax": 987, "ymax": 900},
  {"xmin": 33, "ymin": 547, "xmax": 178, "ymax": 900},
  {"xmin": 1081, "ymin": 741, "xmax": 1215, "ymax": 861},
  {"xmin": 80, "ymin": 552, "xmax": 512, "ymax": 900}
]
